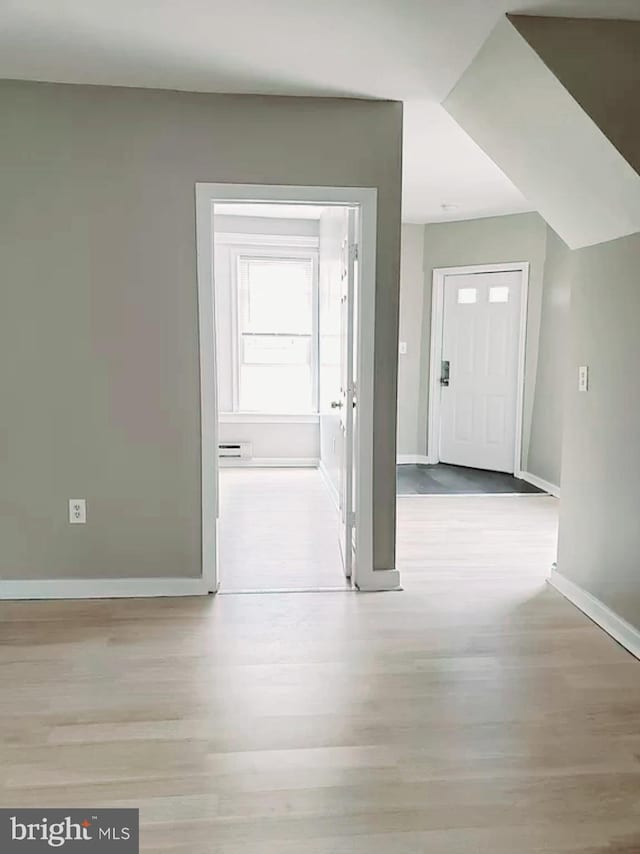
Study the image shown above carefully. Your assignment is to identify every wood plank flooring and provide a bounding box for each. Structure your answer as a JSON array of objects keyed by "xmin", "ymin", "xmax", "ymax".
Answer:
[
  {"xmin": 2, "ymin": 489, "xmax": 640, "ymax": 852},
  {"xmin": 218, "ymin": 468, "xmax": 347, "ymax": 591}
]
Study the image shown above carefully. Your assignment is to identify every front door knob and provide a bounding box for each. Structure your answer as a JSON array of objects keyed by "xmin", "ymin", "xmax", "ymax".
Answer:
[{"xmin": 331, "ymin": 400, "xmax": 343, "ymax": 409}]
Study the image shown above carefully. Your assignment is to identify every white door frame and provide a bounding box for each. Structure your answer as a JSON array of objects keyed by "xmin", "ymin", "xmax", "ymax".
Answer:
[
  {"xmin": 195, "ymin": 183, "xmax": 385, "ymax": 592},
  {"xmin": 427, "ymin": 262, "xmax": 530, "ymax": 477}
]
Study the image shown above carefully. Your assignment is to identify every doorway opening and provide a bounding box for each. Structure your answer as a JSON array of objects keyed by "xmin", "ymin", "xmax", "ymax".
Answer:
[
  {"xmin": 195, "ymin": 184, "xmax": 387, "ymax": 593},
  {"xmin": 214, "ymin": 201, "xmax": 351, "ymax": 592},
  {"xmin": 395, "ymin": 257, "xmax": 558, "ymax": 623},
  {"xmin": 398, "ymin": 261, "xmax": 538, "ymax": 497}
]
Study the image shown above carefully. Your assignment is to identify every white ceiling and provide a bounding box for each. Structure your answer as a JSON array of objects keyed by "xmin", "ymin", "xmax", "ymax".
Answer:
[{"xmin": 3, "ymin": 0, "xmax": 640, "ymax": 223}]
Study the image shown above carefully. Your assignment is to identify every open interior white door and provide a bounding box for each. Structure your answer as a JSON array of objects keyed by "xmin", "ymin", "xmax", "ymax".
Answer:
[
  {"xmin": 338, "ymin": 209, "xmax": 357, "ymax": 577},
  {"xmin": 318, "ymin": 207, "xmax": 356, "ymax": 578}
]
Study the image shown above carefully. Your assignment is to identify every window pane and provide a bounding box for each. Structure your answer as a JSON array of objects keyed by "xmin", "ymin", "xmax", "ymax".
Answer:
[
  {"xmin": 489, "ymin": 286, "xmax": 510, "ymax": 303},
  {"xmin": 457, "ymin": 287, "xmax": 477, "ymax": 304},
  {"xmin": 237, "ymin": 255, "xmax": 315, "ymax": 412},
  {"xmin": 240, "ymin": 257, "xmax": 313, "ymax": 334},
  {"xmin": 242, "ymin": 334, "xmax": 310, "ymax": 366}
]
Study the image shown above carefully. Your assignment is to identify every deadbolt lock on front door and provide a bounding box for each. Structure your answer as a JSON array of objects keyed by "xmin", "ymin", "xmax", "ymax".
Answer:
[{"xmin": 440, "ymin": 360, "xmax": 450, "ymax": 386}]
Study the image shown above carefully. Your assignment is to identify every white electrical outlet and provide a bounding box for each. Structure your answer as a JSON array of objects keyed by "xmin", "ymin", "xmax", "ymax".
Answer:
[
  {"xmin": 578, "ymin": 365, "xmax": 589, "ymax": 392},
  {"xmin": 69, "ymin": 499, "xmax": 86, "ymax": 524},
  {"xmin": 399, "ymin": 341, "xmax": 408, "ymax": 355}
]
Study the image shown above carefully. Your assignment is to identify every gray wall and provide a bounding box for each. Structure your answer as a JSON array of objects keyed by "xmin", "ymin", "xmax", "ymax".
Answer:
[
  {"xmin": 397, "ymin": 212, "xmax": 552, "ymax": 473},
  {"xmin": 0, "ymin": 79, "xmax": 402, "ymax": 580},
  {"xmin": 396, "ymin": 224, "xmax": 426, "ymax": 457},
  {"xmin": 557, "ymin": 231, "xmax": 640, "ymax": 628},
  {"xmin": 510, "ymin": 15, "xmax": 640, "ymax": 175},
  {"xmin": 527, "ymin": 227, "xmax": 571, "ymax": 486}
]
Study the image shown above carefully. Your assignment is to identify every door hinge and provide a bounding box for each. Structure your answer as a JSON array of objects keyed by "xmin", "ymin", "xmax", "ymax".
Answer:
[
  {"xmin": 350, "ymin": 243, "xmax": 359, "ymax": 262},
  {"xmin": 347, "ymin": 510, "xmax": 356, "ymax": 527}
]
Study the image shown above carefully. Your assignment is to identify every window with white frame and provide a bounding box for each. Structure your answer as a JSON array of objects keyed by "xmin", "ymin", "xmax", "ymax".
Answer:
[{"xmin": 233, "ymin": 250, "xmax": 318, "ymax": 413}]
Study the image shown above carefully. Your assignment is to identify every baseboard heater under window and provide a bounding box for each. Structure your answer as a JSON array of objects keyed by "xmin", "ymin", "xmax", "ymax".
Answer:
[{"xmin": 218, "ymin": 441, "xmax": 252, "ymax": 461}]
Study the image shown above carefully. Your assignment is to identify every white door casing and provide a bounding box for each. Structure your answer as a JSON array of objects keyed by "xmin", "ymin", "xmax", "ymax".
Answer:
[
  {"xmin": 196, "ymin": 183, "xmax": 399, "ymax": 594},
  {"xmin": 428, "ymin": 264, "xmax": 529, "ymax": 475}
]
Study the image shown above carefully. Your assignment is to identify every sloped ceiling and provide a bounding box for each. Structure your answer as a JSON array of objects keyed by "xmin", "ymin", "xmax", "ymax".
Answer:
[
  {"xmin": 509, "ymin": 15, "xmax": 640, "ymax": 175},
  {"xmin": 444, "ymin": 15, "xmax": 640, "ymax": 248}
]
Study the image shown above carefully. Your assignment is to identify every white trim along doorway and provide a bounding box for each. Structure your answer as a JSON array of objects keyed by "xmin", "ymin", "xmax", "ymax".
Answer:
[
  {"xmin": 195, "ymin": 183, "xmax": 394, "ymax": 593},
  {"xmin": 427, "ymin": 262, "xmax": 530, "ymax": 476}
]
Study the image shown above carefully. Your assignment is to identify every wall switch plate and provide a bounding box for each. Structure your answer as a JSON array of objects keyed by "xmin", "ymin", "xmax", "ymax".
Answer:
[
  {"xmin": 578, "ymin": 365, "xmax": 589, "ymax": 392},
  {"xmin": 69, "ymin": 499, "xmax": 86, "ymax": 524},
  {"xmin": 399, "ymin": 341, "xmax": 408, "ymax": 355}
]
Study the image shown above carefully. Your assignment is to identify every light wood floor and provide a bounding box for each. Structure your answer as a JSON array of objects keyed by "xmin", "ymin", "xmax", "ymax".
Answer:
[
  {"xmin": 218, "ymin": 468, "xmax": 347, "ymax": 591},
  {"xmin": 2, "ymin": 492, "xmax": 640, "ymax": 853}
]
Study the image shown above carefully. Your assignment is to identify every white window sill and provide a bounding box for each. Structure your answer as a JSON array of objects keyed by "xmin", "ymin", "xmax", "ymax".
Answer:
[{"xmin": 220, "ymin": 412, "xmax": 320, "ymax": 425}]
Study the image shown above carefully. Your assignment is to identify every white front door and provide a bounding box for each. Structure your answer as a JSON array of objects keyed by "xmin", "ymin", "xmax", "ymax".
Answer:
[
  {"xmin": 439, "ymin": 270, "xmax": 523, "ymax": 473},
  {"xmin": 318, "ymin": 207, "xmax": 357, "ymax": 578}
]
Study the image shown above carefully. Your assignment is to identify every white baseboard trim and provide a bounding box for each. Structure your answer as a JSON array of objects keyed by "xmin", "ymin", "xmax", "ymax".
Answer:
[
  {"xmin": 520, "ymin": 471, "xmax": 560, "ymax": 497},
  {"xmin": 318, "ymin": 459, "xmax": 340, "ymax": 510},
  {"xmin": 355, "ymin": 569, "xmax": 401, "ymax": 592},
  {"xmin": 548, "ymin": 568, "xmax": 640, "ymax": 660},
  {"xmin": 397, "ymin": 455, "xmax": 434, "ymax": 465},
  {"xmin": 0, "ymin": 577, "xmax": 212, "ymax": 600},
  {"xmin": 220, "ymin": 457, "xmax": 319, "ymax": 468}
]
